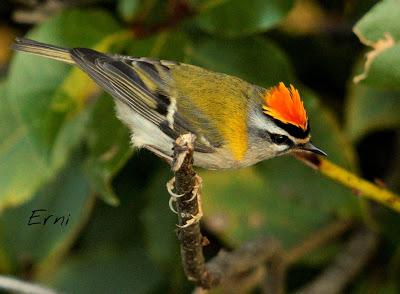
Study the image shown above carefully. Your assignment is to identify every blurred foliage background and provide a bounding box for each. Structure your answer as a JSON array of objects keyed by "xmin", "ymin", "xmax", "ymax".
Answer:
[{"xmin": 0, "ymin": 0, "xmax": 400, "ymax": 293}]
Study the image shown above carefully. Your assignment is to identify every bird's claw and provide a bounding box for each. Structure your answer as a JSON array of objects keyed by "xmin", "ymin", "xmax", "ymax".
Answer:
[
  {"xmin": 176, "ymin": 210, "xmax": 203, "ymax": 228},
  {"xmin": 176, "ymin": 175, "xmax": 203, "ymax": 228},
  {"xmin": 167, "ymin": 174, "xmax": 203, "ymax": 227},
  {"xmin": 169, "ymin": 197, "xmax": 178, "ymax": 214},
  {"xmin": 166, "ymin": 177, "xmax": 185, "ymax": 198}
]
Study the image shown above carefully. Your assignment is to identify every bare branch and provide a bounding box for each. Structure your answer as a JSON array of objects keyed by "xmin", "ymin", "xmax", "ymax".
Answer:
[
  {"xmin": 13, "ymin": 0, "xmax": 66, "ymax": 24},
  {"xmin": 170, "ymin": 134, "xmax": 206, "ymax": 282},
  {"xmin": 295, "ymin": 227, "xmax": 379, "ymax": 294},
  {"xmin": 205, "ymin": 236, "xmax": 283, "ymax": 289},
  {"xmin": 263, "ymin": 253, "xmax": 286, "ymax": 294}
]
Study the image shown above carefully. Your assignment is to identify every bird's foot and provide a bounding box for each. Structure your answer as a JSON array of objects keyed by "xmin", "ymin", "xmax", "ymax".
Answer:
[{"xmin": 177, "ymin": 175, "xmax": 203, "ymax": 228}]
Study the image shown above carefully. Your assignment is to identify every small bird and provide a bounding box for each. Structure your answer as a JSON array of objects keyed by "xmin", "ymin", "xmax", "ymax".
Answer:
[{"xmin": 12, "ymin": 38, "xmax": 326, "ymax": 170}]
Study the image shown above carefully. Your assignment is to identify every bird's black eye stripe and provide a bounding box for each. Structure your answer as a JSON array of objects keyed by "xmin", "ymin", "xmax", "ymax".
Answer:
[{"xmin": 269, "ymin": 133, "xmax": 293, "ymax": 146}]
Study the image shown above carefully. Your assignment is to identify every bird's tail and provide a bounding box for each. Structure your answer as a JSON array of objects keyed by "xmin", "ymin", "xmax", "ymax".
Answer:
[{"xmin": 12, "ymin": 37, "xmax": 75, "ymax": 64}]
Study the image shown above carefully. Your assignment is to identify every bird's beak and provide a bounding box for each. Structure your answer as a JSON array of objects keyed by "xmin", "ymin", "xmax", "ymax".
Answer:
[{"xmin": 299, "ymin": 142, "xmax": 327, "ymax": 156}]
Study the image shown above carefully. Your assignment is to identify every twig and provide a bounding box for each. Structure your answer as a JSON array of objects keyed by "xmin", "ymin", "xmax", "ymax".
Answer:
[
  {"xmin": 0, "ymin": 275, "xmax": 58, "ymax": 294},
  {"xmin": 205, "ymin": 236, "xmax": 283, "ymax": 290},
  {"xmin": 170, "ymin": 133, "xmax": 205, "ymax": 282},
  {"xmin": 295, "ymin": 153, "xmax": 400, "ymax": 214},
  {"xmin": 295, "ymin": 227, "xmax": 379, "ymax": 294},
  {"xmin": 214, "ymin": 266, "xmax": 266, "ymax": 294},
  {"xmin": 222, "ymin": 219, "xmax": 354, "ymax": 293},
  {"xmin": 12, "ymin": 0, "xmax": 103, "ymax": 24},
  {"xmin": 13, "ymin": 0, "xmax": 66, "ymax": 24},
  {"xmin": 170, "ymin": 134, "xmax": 283, "ymax": 290},
  {"xmin": 262, "ymin": 251, "xmax": 286, "ymax": 294}
]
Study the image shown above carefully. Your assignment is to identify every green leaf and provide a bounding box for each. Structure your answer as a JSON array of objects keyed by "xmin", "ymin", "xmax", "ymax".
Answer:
[
  {"xmin": 185, "ymin": 36, "xmax": 295, "ymax": 87},
  {"xmin": 0, "ymin": 81, "xmax": 87, "ymax": 210},
  {"xmin": 8, "ymin": 9, "xmax": 120, "ymax": 161},
  {"xmin": 353, "ymin": 0, "xmax": 400, "ymax": 90},
  {"xmin": 4, "ymin": 9, "xmax": 124, "ymax": 207},
  {"xmin": 193, "ymin": 0, "xmax": 295, "ymax": 37},
  {"xmin": 354, "ymin": 0, "xmax": 400, "ymax": 43},
  {"xmin": 345, "ymin": 80, "xmax": 400, "ymax": 142},
  {"xmin": 354, "ymin": 44, "xmax": 400, "ymax": 90},
  {"xmin": 47, "ymin": 247, "xmax": 162, "ymax": 294},
  {"xmin": 84, "ymin": 94, "xmax": 132, "ymax": 206},
  {"xmin": 0, "ymin": 155, "xmax": 94, "ymax": 275}
]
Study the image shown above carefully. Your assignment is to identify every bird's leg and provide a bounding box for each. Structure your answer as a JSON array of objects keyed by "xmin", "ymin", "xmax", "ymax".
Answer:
[{"xmin": 145, "ymin": 145, "xmax": 173, "ymax": 165}]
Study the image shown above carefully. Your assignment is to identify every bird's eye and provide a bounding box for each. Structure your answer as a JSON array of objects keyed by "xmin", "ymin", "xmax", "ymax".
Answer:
[{"xmin": 270, "ymin": 133, "xmax": 292, "ymax": 145}]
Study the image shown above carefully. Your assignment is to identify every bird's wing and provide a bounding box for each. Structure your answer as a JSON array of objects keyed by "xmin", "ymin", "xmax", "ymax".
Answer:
[{"xmin": 70, "ymin": 48, "xmax": 222, "ymax": 153}]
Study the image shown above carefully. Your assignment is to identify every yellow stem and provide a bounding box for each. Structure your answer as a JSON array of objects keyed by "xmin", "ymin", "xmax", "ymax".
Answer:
[{"xmin": 295, "ymin": 154, "xmax": 400, "ymax": 214}]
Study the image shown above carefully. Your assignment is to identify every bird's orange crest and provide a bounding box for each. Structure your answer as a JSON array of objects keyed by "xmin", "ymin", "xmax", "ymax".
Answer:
[{"xmin": 262, "ymin": 82, "xmax": 308, "ymax": 130}]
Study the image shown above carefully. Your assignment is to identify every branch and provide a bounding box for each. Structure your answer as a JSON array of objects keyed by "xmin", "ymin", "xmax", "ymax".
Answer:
[
  {"xmin": 205, "ymin": 236, "xmax": 283, "ymax": 290},
  {"xmin": 262, "ymin": 250, "xmax": 286, "ymax": 294},
  {"xmin": 169, "ymin": 134, "xmax": 283, "ymax": 291},
  {"xmin": 169, "ymin": 133, "xmax": 205, "ymax": 282},
  {"xmin": 295, "ymin": 227, "xmax": 378, "ymax": 294},
  {"xmin": 295, "ymin": 153, "xmax": 400, "ymax": 214},
  {"xmin": 13, "ymin": 0, "xmax": 65, "ymax": 24},
  {"xmin": 12, "ymin": 0, "xmax": 103, "ymax": 24}
]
